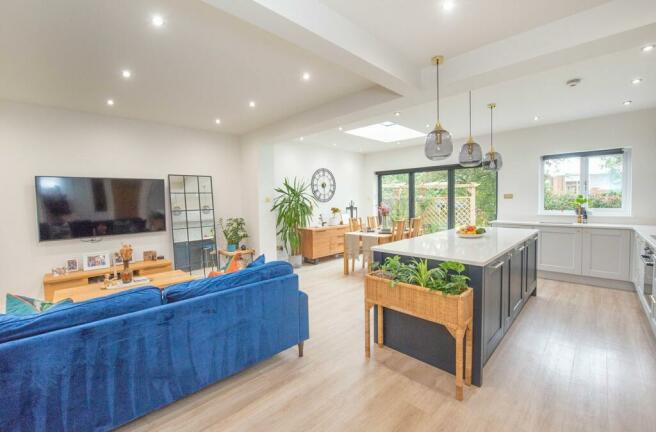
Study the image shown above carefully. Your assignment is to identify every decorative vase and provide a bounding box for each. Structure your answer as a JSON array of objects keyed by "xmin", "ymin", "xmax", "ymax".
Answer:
[
  {"xmin": 381, "ymin": 215, "xmax": 391, "ymax": 232},
  {"xmin": 121, "ymin": 261, "xmax": 133, "ymax": 284},
  {"xmin": 227, "ymin": 244, "xmax": 237, "ymax": 252}
]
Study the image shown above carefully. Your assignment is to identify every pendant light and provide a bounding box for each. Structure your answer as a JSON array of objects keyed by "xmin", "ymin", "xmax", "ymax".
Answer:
[
  {"xmin": 482, "ymin": 103, "xmax": 503, "ymax": 171},
  {"xmin": 458, "ymin": 91, "xmax": 483, "ymax": 167},
  {"xmin": 425, "ymin": 55, "xmax": 453, "ymax": 160}
]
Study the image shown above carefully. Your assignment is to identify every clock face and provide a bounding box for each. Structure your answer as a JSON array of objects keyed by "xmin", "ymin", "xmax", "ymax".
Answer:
[{"xmin": 311, "ymin": 168, "xmax": 336, "ymax": 202}]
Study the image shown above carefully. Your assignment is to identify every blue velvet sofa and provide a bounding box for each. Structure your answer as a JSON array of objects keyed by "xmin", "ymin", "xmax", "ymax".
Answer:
[{"xmin": 0, "ymin": 261, "xmax": 309, "ymax": 432}]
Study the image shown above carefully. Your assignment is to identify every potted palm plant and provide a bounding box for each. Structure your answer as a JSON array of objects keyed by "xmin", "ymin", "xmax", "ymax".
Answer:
[{"xmin": 271, "ymin": 177, "xmax": 316, "ymax": 268}]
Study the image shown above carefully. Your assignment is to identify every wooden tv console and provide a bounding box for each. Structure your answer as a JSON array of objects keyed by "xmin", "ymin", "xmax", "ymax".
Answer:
[{"xmin": 43, "ymin": 259, "xmax": 173, "ymax": 301}]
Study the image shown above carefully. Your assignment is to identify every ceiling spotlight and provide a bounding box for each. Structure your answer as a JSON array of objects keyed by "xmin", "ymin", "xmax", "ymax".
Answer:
[
  {"xmin": 338, "ymin": 126, "xmax": 343, "ymax": 131},
  {"xmin": 632, "ymin": 78, "xmax": 643, "ymax": 85},
  {"xmin": 533, "ymin": 116, "xmax": 540, "ymax": 121},
  {"xmin": 302, "ymin": 72, "xmax": 311, "ymax": 81},
  {"xmin": 215, "ymin": 118, "xmax": 221, "ymax": 125},
  {"xmin": 442, "ymin": 1, "xmax": 455, "ymax": 11},
  {"xmin": 623, "ymin": 100, "xmax": 632, "ymax": 106},
  {"xmin": 332, "ymin": 143, "xmax": 337, "ymax": 147},
  {"xmin": 151, "ymin": 15, "xmax": 165, "ymax": 27},
  {"xmin": 642, "ymin": 44, "xmax": 655, "ymax": 53},
  {"xmin": 122, "ymin": 69, "xmax": 132, "ymax": 79},
  {"xmin": 394, "ymin": 111, "xmax": 401, "ymax": 116},
  {"xmin": 249, "ymin": 101, "xmax": 256, "ymax": 108},
  {"xmin": 426, "ymin": 124, "xmax": 430, "ymax": 128},
  {"xmin": 299, "ymin": 136, "xmax": 304, "ymax": 141},
  {"xmin": 106, "ymin": 99, "xmax": 114, "ymax": 106}
]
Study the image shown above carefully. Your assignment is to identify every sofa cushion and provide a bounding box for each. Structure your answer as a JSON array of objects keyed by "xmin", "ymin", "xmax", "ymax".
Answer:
[
  {"xmin": 164, "ymin": 260, "xmax": 292, "ymax": 303},
  {"xmin": 5, "ymin": 293, "xmax": 72, "ymax": 315},
  {"xmin": 0, "ymin": 286, "xmax": 162, "ymax": 344},
  {"xmin": 247, "ymin": 254, "xmax": 266, "ymax": 268}
]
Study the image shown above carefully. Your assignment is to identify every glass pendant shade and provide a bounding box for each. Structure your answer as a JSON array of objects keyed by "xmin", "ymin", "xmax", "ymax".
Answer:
[
  {"xmin": 483, "ymin": 102, "xmax": 503, "ymax": 172},
  {"xmin": 425, "ymin": 124, "xmax": 453, "ymax": 160},
  {"xmin": 459, "ymin": 139, "xmax": 483, "ymax": 167},
  {"xmin": 425, "ymin": 56, "xmax": 453, "ymax": 160}
]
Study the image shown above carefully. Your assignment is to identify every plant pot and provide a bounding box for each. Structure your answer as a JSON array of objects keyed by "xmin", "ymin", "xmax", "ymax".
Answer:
[
  {"xmin": 227, "ymin": 244, "xmax": 238, "ymax": 252},
  {"xmin": 289, "ymin": 255, "xmax": 303, "ymax": 268}
]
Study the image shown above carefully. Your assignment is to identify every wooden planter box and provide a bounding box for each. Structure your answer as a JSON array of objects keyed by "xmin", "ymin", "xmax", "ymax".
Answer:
[{"xmin": 364, "ymin": 271, "xmax": 474, "ymax": 400}]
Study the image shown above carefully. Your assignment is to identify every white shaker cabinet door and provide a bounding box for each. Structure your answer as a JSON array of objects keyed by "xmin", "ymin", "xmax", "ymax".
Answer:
[
  {"xmin": 581, "ymin": 229, "xmax": 631, "ymax": 281},
  {"xmin": 538, "ymin": 228, "xmax": 582, "ymax": 275}
]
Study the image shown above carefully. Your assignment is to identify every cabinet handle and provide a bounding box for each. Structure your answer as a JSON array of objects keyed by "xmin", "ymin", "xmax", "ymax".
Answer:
[{"xmin": 490, "ymin": 261, "xmax": 504, "ymax": 269}]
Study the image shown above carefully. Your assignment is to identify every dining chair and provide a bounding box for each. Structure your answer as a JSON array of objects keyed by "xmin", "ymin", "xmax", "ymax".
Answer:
[
  {"xmin": 409, "ymin": 217, "xmax": 423, "ymax": 238},
  {"xmin": 367, "ymin": 216, "xmax": 378, "ymax": 230},
  {"xmin": 349, "ymin": 218, "xmax": 363, "ymax": 232},
  {"xmin": 392, "ymin": 219, "xmax": 406, "ymax": 242}
]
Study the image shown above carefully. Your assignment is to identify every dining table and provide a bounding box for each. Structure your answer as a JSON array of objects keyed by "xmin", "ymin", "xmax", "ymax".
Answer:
[{"xmin": 343, "ymin": 230, "xmax": 394, "ymax": 275}]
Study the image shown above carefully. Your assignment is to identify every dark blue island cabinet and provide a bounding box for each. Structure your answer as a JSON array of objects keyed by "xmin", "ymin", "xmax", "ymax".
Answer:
[{"xmin": 372, "ymin": 229, "xmax": 538, "ymax": 387}]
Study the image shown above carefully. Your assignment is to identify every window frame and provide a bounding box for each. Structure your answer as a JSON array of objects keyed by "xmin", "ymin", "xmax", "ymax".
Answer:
[
  {"xmin": 376, "ymin": 164, "xmax": 498, "ymax": 230},
  {"xmin": 538, "ymin": 148, "xmax": 631, "ymax": 216}
]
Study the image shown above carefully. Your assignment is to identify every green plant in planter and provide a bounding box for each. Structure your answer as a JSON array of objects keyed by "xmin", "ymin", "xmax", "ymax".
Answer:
[
  {"xmin": 374, "ymin": 256, "xmax": 469, "ymax": 295},
  {"xmin": 271, "ymin": 178, "xmax": 317, "ymax": 261},
  {"xmin": 218, "ymin": 218, "xmax": 248, "ymax": 250}
]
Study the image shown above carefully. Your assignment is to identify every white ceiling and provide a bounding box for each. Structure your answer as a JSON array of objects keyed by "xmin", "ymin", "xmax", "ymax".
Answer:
[
  {"xmin": 301, "ymin": 46, "xmax": 656, "ymax": 153},
  {"xmin": 0, "ymin": 0, "xmax": 372, "ymax": 134},
  {"xmin": 319, "ymin": 0, "xmax": 611, "ymax": 65}
]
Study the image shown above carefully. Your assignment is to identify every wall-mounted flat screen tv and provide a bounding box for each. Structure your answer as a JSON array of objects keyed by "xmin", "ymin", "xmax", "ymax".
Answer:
[{"xmin": 35, "ymin": 176, "xmax": 166, "ymax": 241}]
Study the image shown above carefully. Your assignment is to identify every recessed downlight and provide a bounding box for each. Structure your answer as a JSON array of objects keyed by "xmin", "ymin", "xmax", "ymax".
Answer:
[
  {"xmin": 338, "ymin": 126, "xmax": 343, "ymax": 131},
  {"xmin": 299, "ymin": 136, "xmax": 304, "ymax": 141},
  {"xmin": 642, "ymin": 44, "xmax": 655, "ymax": 53},
  {"xmin": 623, "ymin": 100, "xmax": 632, "ymax": 106},
  {"xmin": 426, "ymin": 124, "xmax": 430, "ymax": 128},
  {"xmin": 151, "ymin": 15, "xmax": 165, "ymax": 27},
  {"xmin": 533, "ymin": 116, "xmax": 540, "ymax": 121},
  {"xmin": 632, "ymin": 78, "xmax": 643, "ymax": 85},
  {"xmin": 106, "ymin": 99, "xmax": 114, "ymax": 106},
  {"xmin": 122, "ymin": 69, "xmax": 132, "ymax": 79},
  {"xmin": 301, "ymin": 72, "xmax": 311, "ymax": 81},
  {"xmin": 215, "ymin": 118, "xmax": 221, "ymax": 125},
  {"xmin": 394, "ymin": 111, "xmax": 401, "ymax": 116},
  {"xmin": 249, "ymin": 101, "xmax": 256, "ymax": 108},
  {"xmin": 442, "ymin": 1, "xmax": 455, "ymax": 11},
  {"xmin": 332, "ymin": 143, "xmax": 337, "ymax": 147}
]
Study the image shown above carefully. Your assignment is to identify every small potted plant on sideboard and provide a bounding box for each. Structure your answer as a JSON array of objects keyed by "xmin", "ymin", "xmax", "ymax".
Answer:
[{"xmin": 218, "ymin": 217, "xmax": 248, "ymax": 251}]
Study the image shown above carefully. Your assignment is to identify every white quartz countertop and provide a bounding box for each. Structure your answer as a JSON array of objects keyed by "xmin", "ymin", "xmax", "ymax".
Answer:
[
  {"xmin": 491, "ymin": 220, "xmax": 656, "ymax": 249},
  {"xmin": 371, "ymin": 227, "xmax": 538, "ymax": 267}
]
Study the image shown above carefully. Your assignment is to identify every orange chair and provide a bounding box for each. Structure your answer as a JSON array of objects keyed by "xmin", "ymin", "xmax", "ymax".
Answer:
[
  {"xmin": 367, "ymin": 216, "xmax": 379, "ymax": 230},
  {"xmin": 349, "ymin": 218, "xmax": 363, "ymax": 232},
  {"xmin": 392, "ymin": 219, "xmax": 406, "ymax": 241}
]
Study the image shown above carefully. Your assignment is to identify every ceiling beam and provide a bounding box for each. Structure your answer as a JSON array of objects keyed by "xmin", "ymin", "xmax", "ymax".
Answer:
[{"xmin": 202, "ymin": 0, "xmax": 421, "ymax": 96}]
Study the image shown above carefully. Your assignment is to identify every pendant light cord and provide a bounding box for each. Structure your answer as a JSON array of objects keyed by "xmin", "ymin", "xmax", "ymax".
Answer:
[
  {"xmin": 469, "ymin": 91, "xmax": 472, "ymax": 137},
  {"xmin": 436, "ymin": 62, "xmax": 440, "ymax": 123},
  {"xmin": 490, "ymin": 104, "xmax": 494, "ymax": 151}
]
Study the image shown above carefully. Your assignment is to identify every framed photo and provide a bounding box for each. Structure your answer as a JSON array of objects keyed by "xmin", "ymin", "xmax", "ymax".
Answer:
[
  {"xmin": 112, "ymin": 252, "xmax": 123, "ymax": 265},
  {"xmin": 83, "ymin": 251, "xmax": 110, "ymax": 271},
  {"xmin": 65, "ymin": 258, "xmax": 79, "ymax": 273},
  {"xmin": 143, "ymin": 250, "xmax": 157, "ymax": 261}
]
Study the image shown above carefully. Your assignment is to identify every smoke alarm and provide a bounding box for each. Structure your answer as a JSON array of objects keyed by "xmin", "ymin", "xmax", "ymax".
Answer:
[{"xmin": 566, "ymin": 78, "xmax": 582, "ymax": 87}]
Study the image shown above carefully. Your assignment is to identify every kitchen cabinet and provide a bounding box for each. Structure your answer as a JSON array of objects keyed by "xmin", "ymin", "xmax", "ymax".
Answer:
[
  {"xmin": 483, "ymin": 257, "xmax": 508, "ymax": 362},
  {"xmin": 299, "ymin": 225, "xmax": 349, "ymax": 262},
  {"xmin": 525, "ymin": 236, "xmax": 538, "ymax": 296},
  {"xmin": 581, "ymin": 229, "xmax": 631, "ymax": 281},
  {"xmin": 632, "ymin": 232, "xmax": 646, "ymax": 288},
  {"xmin": 538, "ymin": 227, "xmax": 582, "ymax": 275},
  {"xmin": 507, "ymin": 245, "xmax": 525, "ymax": 326}
]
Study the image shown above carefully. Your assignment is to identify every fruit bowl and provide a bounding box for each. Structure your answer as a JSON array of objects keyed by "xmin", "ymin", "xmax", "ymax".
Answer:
[{"xmin": 456, "ymin": 225, "xmax": 486, "ymax": 238}]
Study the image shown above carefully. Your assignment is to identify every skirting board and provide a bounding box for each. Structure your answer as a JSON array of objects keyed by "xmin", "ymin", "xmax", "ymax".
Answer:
[{"xmin": 538, "ymin": 271, "xmax": 634, "ymax": 291}]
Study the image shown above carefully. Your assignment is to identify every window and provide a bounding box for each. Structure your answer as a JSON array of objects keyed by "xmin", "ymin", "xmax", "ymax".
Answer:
[
  {"xmin": 540, "ymin": 149, "xmax": 630, "ymax": 215},
  {"xmin": 377, "ymin": 165, "xmax": 498, "ymax": 232}
]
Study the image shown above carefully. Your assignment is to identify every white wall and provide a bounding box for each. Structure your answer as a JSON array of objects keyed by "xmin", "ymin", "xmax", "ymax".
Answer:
[
  {"xmin": 273, "ymin": 141, "xmax": 364, "ymax": 235},
  {"xmin": 0, "ymin": 100, "xmax": 242, "ymax": 309},
  {"xmin": 363, "ymin": 108, "xmax": 656, "ymax": 224}
]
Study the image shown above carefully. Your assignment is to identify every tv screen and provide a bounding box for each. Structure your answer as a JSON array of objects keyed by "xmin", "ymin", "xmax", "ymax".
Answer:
[{"xmin": 36, "ymin": 176, "xmax": 166, "ymax": 241}]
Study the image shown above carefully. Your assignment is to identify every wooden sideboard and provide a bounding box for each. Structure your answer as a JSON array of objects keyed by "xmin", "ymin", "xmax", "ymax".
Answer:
[
  {"xmin": 43, "ymin": 259, "xmax": 173, "ymax": 301},
  {"xmin": 299, "ymin": 225, "xmax": 349, "ymax": 263}
]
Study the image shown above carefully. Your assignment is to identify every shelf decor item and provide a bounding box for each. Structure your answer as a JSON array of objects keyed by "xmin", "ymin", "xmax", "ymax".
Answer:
[
  {"xmin": 119, "ymin": 243, "xmax": 134, "ymax": 284},
  {"xmin": 425, "ymin": 55, "xmax": 453, "ymax": 160},
  {"xmin": 311, "ymin": 168, "xmax": 336, "ymax": 202},
  {"xmin": 482, "ymin": 103, "xmax": 503, "ymax": 172},
  {"xmin": 271, "ymin": 177, "xmax": 316, "ymax": 268},
  {"xmin": 365, "ymin": 258, "xmax": 473, "ymax": 400},
  {"xmin": 574, "ymin": 194, "xmax": 587, "ymax": 223},
  {"xmin": 82, "ymin": 251, "xmax": 110, "ymax": 271},
  {"xmin": 65, "ymin": 258, "xmax": 79, "ymax": 273},
  {"xmin": 218, "ymin": 217, "xmax": 248, "ymax": 251},
  {"xmin": 329, "ymin": 207, "xmax": 342, "ymax": 226},
  {"xmin": 458, "ymin": 91, "xmax": 483, "ymax": 167}
]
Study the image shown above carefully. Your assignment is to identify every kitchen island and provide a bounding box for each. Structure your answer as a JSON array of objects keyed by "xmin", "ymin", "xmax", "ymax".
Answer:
[{"xmin": 371, "ymin": 227, "xmax": 539, "ymax": 387}]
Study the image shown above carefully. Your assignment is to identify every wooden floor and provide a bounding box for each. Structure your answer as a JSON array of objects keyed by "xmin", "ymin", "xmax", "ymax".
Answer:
[{"xmin": 120, "ymin": 258, "xmax": 656, "ymax": 432}]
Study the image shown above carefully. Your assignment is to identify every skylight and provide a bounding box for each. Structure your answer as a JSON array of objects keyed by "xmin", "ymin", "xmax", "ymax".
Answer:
[{"xmin": 345, "ymin": 122, "xmax": 425, "ymax": 143}]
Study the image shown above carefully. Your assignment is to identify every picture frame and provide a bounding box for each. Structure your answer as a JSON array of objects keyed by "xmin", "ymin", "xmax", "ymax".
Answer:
[
  {"xmin": 65, "ymin": 258, "xmax": 80, "ymax": 273},
  {"xmin": 143, "ymin": 250, "xmax": 157, "ymax": 261},
  {"xmin": 83, "ymin": 251, "xmax": 110, "ymax": 271},
  {"xmin": 112, "ymin": 252, "xmax": 123, "ymax": 265}
]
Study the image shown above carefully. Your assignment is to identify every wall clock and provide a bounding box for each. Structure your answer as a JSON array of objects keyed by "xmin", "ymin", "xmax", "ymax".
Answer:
[{"xmin": 311, "ymin": 168, "xmax": 336, "ymax": 202}]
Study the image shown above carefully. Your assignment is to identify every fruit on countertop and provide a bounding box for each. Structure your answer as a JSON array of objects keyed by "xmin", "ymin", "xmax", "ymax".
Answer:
[{"xmin": 457, "ymin": 225, "xmax": 486, "ymax": 235}]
